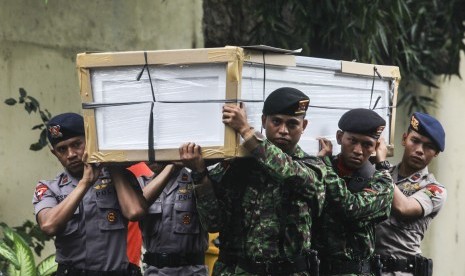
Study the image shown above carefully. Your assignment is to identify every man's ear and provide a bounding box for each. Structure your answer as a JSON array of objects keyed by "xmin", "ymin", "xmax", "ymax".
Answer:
[
  {"xmin": 261, "ymin": 115, "xmax": 266, "ymax": 129},
  {"xmin": 336, "ymin": 130, "xmax": 343, "ymax": 145},
  {"xmin": 302, "ymin": 119, "xmax": 308, "ymax": 132},
  {"xmin": 401, "ymin": 133, "xmax": 408, "ymax": 146}
]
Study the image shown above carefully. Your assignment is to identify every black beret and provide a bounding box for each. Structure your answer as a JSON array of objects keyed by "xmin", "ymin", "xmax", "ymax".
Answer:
[
  {"xmin": 409, "ymin": 112, "xmax": 445, "ymax": 152},
  {"xmin": 47, "ymin": 113, "xmax": 85, "ymax": 146},
  {"xmin": 338, "ymin": 108, "xmax": 386, "ymax": 139},
  {"xmin": 263, "ymin": 87, "xmax": 310, "ymax": 116}
]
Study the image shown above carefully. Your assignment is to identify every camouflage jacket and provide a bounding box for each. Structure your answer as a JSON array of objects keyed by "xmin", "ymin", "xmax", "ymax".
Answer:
[
  {"xmin": 312, "ymin": 155, "xmax": 394, "ymax": 273},
  {"xmin": 194, "ymin": 133, "xmax": 343, "ymax": 275}
]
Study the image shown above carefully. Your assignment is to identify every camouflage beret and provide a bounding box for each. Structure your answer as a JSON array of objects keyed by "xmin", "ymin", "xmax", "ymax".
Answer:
[
  {"xmin": 409, "ymin": 112, "xmax": 445, "ymax": 152},
  {"xmin": 47, "ymin": 113, "xmax": 85, "ymax": 146},
  {"xmin": 338, "ymin": 108, "xmax": 386, "ymax": 139},
  {"xmin": 263, "ymin": 87, "xmax": 310, "ymax": 116}
]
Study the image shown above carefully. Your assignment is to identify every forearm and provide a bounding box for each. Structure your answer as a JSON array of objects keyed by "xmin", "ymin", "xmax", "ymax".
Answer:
[
  {"xmin": 328, "ymin": 172, "xmax": 394, "ymax": 223},
  {"xmin": 37, "ymin": 182, "xmax": 89, "ymax": 236},
  {"xmin": 244, "ymin": 135, "xmax": 310, "ymax": 182},
  {"xmin": 391, "ymin": 185, "xmax": 423, "ymax": 218},
  {"xmin": 143, "ymin": 165, "xmax": 175, "ymax": 206},
  {"xmin": 111, "ymin": 168, "xmax": 147, "ymax": 221}
]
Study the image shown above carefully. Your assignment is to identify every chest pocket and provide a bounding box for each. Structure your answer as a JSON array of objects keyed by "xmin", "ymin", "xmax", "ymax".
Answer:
[
  {"xmin": 174, "ymin": 189, "xmax": 199, "ymax": 234},
  {"xmin": 95, "ymin": 186, "xmax": 125, "ymax": 231},
  {"xmin": 148, "ymin": 198, "xmax": 162, "ymax": 215}
]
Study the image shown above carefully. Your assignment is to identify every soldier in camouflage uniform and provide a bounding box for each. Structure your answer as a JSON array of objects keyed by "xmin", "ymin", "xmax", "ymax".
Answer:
[
  {"xmin": 179, "ymin": 87, "xmax": 345, "ymax": 276},
  {"xmin": 312, "ymin": 108, "xmax": 394, "ymax": 276},
  {"xmin": 375, "ymin": 112, "xmax": 446, "ymax": 276}
]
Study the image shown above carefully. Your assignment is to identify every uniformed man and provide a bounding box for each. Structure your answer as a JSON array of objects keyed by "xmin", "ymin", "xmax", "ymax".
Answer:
[
  {"xmin": 312, "ymin": 108, "xmax": 394, "ymax": 275},
  {"xmin": 179, "ymin": 87, "xmax": 345, "ymax": 276},
  {"xmin": 375, "ymin": 112, "xmax": 446, "ymax": 276},
  {"xmin": 32, "ymin": 112, "xmax": 147, "ymax": 276},
  {"xmin": 137, "ymin": 161, "xmax": 209, "ymax": 276}
]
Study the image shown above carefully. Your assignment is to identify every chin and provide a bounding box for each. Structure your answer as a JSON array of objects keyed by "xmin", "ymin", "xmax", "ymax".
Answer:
[{"xmin": 67, "ymin": 168, "xmax": 84, "ymax": 178}]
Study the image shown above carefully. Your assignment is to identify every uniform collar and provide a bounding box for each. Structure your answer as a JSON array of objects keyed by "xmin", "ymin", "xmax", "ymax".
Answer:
[
  {"xmin": 59, "ymin": 170, "xmax": 75, "ymax": 187},
  {"xmin": 391, "ymin": 163, "xmax": 429, "ymax": 184},
  {"xmin": 291, "ymin": 145, "xmax": 306, "ymax": 159}
]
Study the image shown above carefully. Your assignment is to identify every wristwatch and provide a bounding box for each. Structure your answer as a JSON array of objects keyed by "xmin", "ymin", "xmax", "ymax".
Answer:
[
  {"xmin": 191, "ymin": 168, "xmax": 208, "ymax": 183},
  {"xmin": 375, "ymin": 160, "xmax": 391, "ymax": 170}
]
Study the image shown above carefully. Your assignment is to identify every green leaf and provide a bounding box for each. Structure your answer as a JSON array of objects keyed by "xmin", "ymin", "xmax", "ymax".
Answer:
[
  {"xmin": 8, "ymin": 230, "xmax": 37, "ymax": 276},
  {"xmin": 37, "ymin": 255, "xmax": 57, "ymax": 276},
  {"xmin": 19, "ymin": 88, "xmax": 27, "ymax": 98},
  {"xmin": 32, "ymin": 124, "xmax": 44, "ymax": 130},
  {"xmin": 30, "ymin": 142, "xmax": 44, "ymax": 151},
  {"xmin": 39, "ymin": 129, "xmax": 48, "ymax": 147},
  {"xmin": 4, "ymin": 98, "xmax": 17, "ymax": 105},
  {"xmin": 39, "ymin": 111, "xmax": 50, "ymax": 123},
  {"xmin": 25, "ymin": 102, "xmax": 33, "ymax": 114},
  {"xmin": 27, "ymin": 96, "xmax": 41, "ymax": 110},
  {"xmin": 0, "ymin": 241, "xmax": 20, "ymax": 269}
]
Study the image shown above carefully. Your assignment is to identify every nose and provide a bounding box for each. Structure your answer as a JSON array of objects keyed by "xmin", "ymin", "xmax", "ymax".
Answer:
[
  {"xmin": 415, "ymin": 145, "xmax": 425, "ymax": 155},
  {"xmin": 353, "ymin": 143, "xmax": 363, "ymax": 155},
  {"xmin": 66, "ymin": 147, "xmax": 77, "ymax": 159},
  {"xmin": 278, "ymin": 123, "xmax": 289, "ymax": 135}
]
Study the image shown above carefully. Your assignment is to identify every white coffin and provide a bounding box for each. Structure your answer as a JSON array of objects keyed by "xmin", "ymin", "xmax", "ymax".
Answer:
[{"xmin": 77, "ymin": 46, "xmax": 400, "ymax": 163}]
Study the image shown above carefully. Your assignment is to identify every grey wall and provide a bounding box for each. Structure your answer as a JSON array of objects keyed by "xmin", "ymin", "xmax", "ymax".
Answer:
[{"xmin": 0, "ymin": 0, "xmax": 203, "ymax": 259}]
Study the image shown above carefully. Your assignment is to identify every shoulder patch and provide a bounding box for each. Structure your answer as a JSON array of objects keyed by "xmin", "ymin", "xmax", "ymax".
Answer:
[
  {"xmin": 424, "ymin": 184, "xmax": 443, "ymax": 197},
  {"xmin": 35, "ymin": 183, "xmax": 48, "ymax": 201}
]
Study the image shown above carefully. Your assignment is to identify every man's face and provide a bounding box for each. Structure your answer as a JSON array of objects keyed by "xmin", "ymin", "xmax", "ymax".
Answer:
[
  {"xmin": 262, "ymin": 114, "xmax": 307, "ymax": 153},
  {"xmin": 336, "ymin": 131, "xmax": 377, "ymax": 170},
  {"xmin": 401, "ymin": 130, "xmax": 439, "ymax": 172},
  {"xmin": 51, "ymin": 136, "xmax": 86, "ymax": 177}
]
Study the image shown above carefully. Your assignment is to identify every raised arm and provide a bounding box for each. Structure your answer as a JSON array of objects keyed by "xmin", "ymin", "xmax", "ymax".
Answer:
[
  {"xmin": 109, "ymin": 166, "xmax": 147, "ymax": 221},
  {"xmin": 326, "ymin": 169, "xmax": 394, "ymax": 226},
  {"xmin": 37, "ymin": 160, "xmax": 100, "ymax": 236},
  {"xmin": 391, "ymin": 185, "xmax": 424, "ymax": 218},
  {"xmin": 141, "ymin": 164, "xmax": 176, "ymax": 206}
]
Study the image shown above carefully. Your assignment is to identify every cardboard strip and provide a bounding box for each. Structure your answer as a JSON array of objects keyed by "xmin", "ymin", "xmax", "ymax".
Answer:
[
  {"xmin": 341, "ymin": 60, "xmax": 401, "ymax": 80},
  {"xmin": 223, "ymin": 48, "xmax": 244, "ymax": 157},
  {"xmin": 77, "ymin": 47, "xmax": 239, "ymax": 68}
]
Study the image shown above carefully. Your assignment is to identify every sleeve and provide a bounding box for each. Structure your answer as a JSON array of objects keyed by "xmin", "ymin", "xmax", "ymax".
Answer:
[
  {"xmin": 194, "ymin": 162, "xmax": 229, "ymax": 233},
  {"xmin": 411, "ymin": 182, "xmax": 447, "ymax": 217},
  {"xmin": 32, "ymin": 181, "xmax": 58, "ymax": 217},
  {"xmin": 247, "ymin": 138, "xmax": 325, "ymax": 193},
  {"xmin": 325, "ymin": 169, "xmax": 394, "ymax": 226}
]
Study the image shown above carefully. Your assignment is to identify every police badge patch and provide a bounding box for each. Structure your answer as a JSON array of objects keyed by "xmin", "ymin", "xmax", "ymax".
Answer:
[
  {"xmin": 48, "ymin": 125, "xmax": 63, "ymax": 138},
  {"xmin": 107, "ymin": 210, "xmax": 118, "ymax": 223},
  {"xmin": 424, "ymin": 184, "xmax": 443, "ymax": 198},
  {"xmin": 35, "ymin": 184, "xmax": 48, "ymax": 201}
]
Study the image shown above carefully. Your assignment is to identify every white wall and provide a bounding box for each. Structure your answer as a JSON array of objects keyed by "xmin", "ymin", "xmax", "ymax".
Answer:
[{"xmin": 423, "ymin": 51, "xmax": 465, "ymax": 275}]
